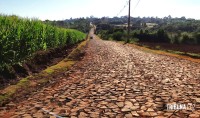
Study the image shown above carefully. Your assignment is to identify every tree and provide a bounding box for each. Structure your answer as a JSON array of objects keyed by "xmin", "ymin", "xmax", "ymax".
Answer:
[
  {"xmin": 140, "ymin": 29, "xmax": 144, "ymax": 34},
  {"xmin": 180, "ymin": 16, "xmax": 186, "ymax": 20},
  {"xmin": 157, "ymin": 29, "xmax": 169, "ymax": 43},
  {"xmin": 194, "ymin": 33, "xmax": 200, "ymax": 44}
]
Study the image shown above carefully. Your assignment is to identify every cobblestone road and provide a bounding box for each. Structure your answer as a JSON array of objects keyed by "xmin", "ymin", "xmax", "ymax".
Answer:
[{"xmin": 1, "ymin": 36, "xmax": 200, "ymax": 118}]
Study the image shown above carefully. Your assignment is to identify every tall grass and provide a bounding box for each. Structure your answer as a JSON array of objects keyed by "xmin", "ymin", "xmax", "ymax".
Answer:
[{"xmin": 0, "ymin": 15, "xmax": 86, "ymax": 70}]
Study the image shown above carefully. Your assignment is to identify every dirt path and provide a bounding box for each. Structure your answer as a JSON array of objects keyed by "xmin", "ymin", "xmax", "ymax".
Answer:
[{"xmin": 1, "ymin": 36, "xmax": 200, "ymax": 118}]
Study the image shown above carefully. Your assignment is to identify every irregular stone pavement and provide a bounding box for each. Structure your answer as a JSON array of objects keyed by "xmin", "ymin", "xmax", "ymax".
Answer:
[{"xmin": 0, "ymin": 36, "xmax": 200, "ymax": 118}]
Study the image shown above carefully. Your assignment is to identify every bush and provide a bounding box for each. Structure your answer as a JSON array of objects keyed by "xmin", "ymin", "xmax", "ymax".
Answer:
[
  {"xmin": 194, "ymin": 33, "xmax": 200, "ymax": 44},
  {"xmin": 173, "ymin": 34, "xmax": 181, "ymax": 44},
  {"xmin": 112, "ymin": 31, "xmax": 124, "ymax": 41},
  {"xmin": 181, "ymin": 33, "xmax": 197, "ymax": 45},
  {"xmin": 156, "ymin": 29, "xmax": 169, "ymax": 43},
  {"xmin": 98, "ymin": 30, "xmax": 110, "ymax": 40}
]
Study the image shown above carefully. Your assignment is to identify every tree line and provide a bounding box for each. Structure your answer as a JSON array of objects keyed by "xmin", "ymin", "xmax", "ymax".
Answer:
[{"xmin": 94, "ymin": 16, "xmax": 200, "ymax": 45}]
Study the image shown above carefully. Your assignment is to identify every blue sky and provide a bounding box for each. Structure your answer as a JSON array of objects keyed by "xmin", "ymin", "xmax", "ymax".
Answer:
[{"xmin": 0, "ymin": 0, "xmax": 200, "ymax": 20}]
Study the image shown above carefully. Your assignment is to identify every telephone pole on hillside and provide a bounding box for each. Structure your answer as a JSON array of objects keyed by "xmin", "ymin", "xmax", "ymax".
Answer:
[{"xmin": 127, "ymin": 0, "xmax": 131, "ymax": 43}]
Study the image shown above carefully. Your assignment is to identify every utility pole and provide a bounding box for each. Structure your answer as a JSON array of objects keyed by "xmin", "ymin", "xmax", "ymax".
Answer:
[{"xmin": 127, "ymin": 0, "xmax": 131, "ymax": 43}]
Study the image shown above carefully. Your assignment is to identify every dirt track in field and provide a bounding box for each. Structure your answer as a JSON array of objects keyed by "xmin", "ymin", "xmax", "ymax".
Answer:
[{"xmin": 0, "ymin": 35, "xmax": 200, "ymax": 118}]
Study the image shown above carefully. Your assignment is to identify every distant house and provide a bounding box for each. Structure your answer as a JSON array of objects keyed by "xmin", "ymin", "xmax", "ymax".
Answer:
[
  {"xmin": 114, "ymin": 23, "xmax": 131, "ymax": 29},
  {"xmin": 141, "ymin": 23, "xmax": 158, "ymax": 28}
]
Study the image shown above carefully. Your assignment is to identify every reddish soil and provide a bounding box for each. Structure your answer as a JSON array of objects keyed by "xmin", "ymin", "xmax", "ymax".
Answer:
[
  {"xmin": 139, "ymin": 42, "xmax": 200, "ymax": 54},
  {"xmin": 0, "ymin": 43, "xmax": 78, "ymax": 89},
  {"xmin": 1, "ymin": 37, "xmax": 200, "ymax": 117}
]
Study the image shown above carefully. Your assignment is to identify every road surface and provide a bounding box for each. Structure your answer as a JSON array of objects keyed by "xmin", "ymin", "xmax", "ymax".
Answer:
[{"xmin": 1, "ymin": 36, "xmax": 200, "ymax": 118}]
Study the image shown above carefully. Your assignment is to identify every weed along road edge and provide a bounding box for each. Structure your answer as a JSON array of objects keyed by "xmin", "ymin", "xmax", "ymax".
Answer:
[{"xmin": 0, "ymin": 35, "xmax": 200, "ymax": 117}]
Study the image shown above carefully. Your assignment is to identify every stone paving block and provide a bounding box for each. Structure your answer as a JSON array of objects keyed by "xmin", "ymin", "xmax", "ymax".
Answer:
[{"xmin": 1, "ymin": 37, "xmax": 200, "ymax": 118}]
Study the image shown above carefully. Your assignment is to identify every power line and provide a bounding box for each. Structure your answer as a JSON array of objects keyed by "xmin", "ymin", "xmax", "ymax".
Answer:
[
  {"xmin": 133, "ymin": 0, "xmax": 141, "ymax": 10},
  {"xmin": 117, "ymin": 0, "xmax": 141, "ymax": 17},
  {"xmin": 116, "ymin": 1, "xmax": 129, "ymax": 17}
]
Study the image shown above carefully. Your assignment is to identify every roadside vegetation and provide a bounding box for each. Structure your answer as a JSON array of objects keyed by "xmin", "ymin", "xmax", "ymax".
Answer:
[
  {"xmin": 0, "ymin": 14, "xmax": 89, "ymax": 105},
  {"xmin": 95, "ymin": 16, "xmax": 200, "ymax": 58},
  {"xmin": 0, "ymin": 14, "xmax": 86, "ymax": 87},
  {"xmin": 0, "ymin": 39, "xmax": 89, "ymax": 106}
]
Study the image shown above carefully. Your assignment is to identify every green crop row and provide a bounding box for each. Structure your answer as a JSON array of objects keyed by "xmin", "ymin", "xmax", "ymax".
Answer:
[{"xmin": 0, "ymin": 15, "xmax": 86, "ymax": 70}]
